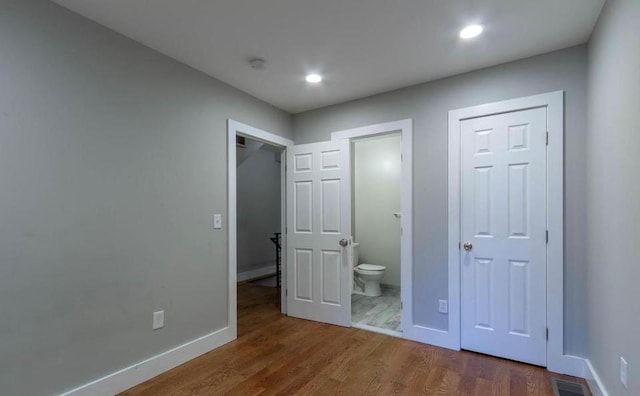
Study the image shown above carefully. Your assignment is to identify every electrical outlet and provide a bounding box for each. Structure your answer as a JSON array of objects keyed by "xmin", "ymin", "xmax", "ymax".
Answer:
[
  {"xmin": 213, "ymin": 214, "xmax": 222, "ymax": 229},
  {"xmin": 153, "ymin": 310, "xmax": 165, "ymax": 330},
  {"xmin": 438, "ymin": 300, "xmax": 448, "ymax": 314},
  {"xmin": 620, "ymin": 356, "xmax": 628, "ymax": 389}
]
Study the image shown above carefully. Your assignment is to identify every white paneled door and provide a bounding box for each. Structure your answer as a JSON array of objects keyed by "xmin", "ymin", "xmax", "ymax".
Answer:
[
  {"xmin": 460, "ymin": 107, "xmax": 547, "ymax": 366},
  {"xmin": 286, "ymin": 140, "xmax": 351, "ymax": 327}
]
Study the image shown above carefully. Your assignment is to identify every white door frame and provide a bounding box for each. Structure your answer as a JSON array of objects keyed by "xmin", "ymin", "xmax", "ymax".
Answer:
[
  {"xmin": 331, "ymin": 119, "xmax": 413, "ymax": 338},
  {"xmin": 227, "ymin": 119, "xmax": 293, "ymax": 338},
  {"xmin": 448, "ymin": 91, "xmax": 583, "ymax": 376}
]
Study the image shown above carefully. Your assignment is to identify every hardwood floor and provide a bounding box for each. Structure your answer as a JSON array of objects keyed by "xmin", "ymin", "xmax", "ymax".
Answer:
[{"xmin": 121, "ymin": 284, "xmax": 587, "ymax": 395}]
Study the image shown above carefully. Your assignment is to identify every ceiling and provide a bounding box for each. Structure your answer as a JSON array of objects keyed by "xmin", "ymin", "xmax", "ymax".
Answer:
[{"xmin": 52, "ymin": 0, "xmax": 605, "ymax": 114}]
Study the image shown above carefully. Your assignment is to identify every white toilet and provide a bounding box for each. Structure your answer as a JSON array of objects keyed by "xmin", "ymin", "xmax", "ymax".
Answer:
[{"xmin": 352, "ymin": 243, "xmax": 386, "ymax": 297}]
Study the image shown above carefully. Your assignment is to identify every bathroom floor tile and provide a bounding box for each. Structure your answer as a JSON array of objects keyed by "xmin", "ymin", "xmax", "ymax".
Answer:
[{"xmin": 351, "ymin": 284, "xmax": 401, "ymax": 332}]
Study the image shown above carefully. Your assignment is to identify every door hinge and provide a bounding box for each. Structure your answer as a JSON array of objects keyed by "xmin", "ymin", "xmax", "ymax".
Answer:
[
  {"xmin": 401, "ymin": 301, "xmax": 403, "ymax": 309},
  {"xmin": 286, "ymin": 289, "xmax": 288, "ymax": 296},
  {"xmin": 546, "ymin": 131, "xmax": 549, "ymax": 146},
  {"xmin": 546, "ymin": 327, "xmax": 549, "ymax": 341},
  {"xmin": 546, "ymin": 230, "xmax": 549, "ymax": 244}
]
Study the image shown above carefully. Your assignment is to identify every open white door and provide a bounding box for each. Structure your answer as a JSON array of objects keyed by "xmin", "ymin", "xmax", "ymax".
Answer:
[
  {"xmin": 286, "ymin": 140, "xmax": 351, "ymax": 327},
  {"xmin": 460, "ymin": 107, "xmax": 547, "ymax": 366}
]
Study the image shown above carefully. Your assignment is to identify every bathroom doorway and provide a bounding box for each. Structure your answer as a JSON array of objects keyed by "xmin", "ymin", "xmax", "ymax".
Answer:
[
  {"xmin": 349, "ymin": 133, "xmax": 402, "ymax": 335},
  {"xmin": 326, "ymin": 119, "xmax": 413, "ymax": 339}
]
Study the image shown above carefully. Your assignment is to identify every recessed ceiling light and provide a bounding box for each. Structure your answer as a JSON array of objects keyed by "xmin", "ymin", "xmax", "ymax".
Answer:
[
  {"xmin": 305, "ymin": 73, "xmax": 323, "ymax": 84},
  {"xmin": 459, "ymin": 24, "xmax": 483, "ymax": 39}
]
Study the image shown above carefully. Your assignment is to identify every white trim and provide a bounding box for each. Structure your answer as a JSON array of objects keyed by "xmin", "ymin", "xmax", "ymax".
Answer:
[
  {"xmin": 332, "ymin": 119, "xmax": 409, "ymax": 140},
  {"xmin": 448, "ymin": 91, "xmax": 578, "ymax": 373},
  {"xmin": 228, "ymin": 119, "xmax": 293, "ymax": 324},
  {"xmin": 446, "ymin": 106, "xmax": 462, "ymax": 351},
  {"xmin": 551, "ymin": 354, "xmax": 587, "ymax": 379},
  {"xmin": 60, "ymin": 327, "xmax": 234, "ymax": 396},
  {"xmin": 544, "ymin": 91, "xmax": 568, "ymax": 374},
  {"xmin": 351, "ymin": 322, "xmax": 403, "ymax": 338},
  {"xmin": 330, "ymin": 119, "xmax": 416, "ymax": 343},
  {"xmin": 280, "ymin": 155, "xmax": 287, "ymax": 313},
  {"xmin": 403, "ymin": 325, "xmax": 456, "ymax": 350},
  {"xmin": 237, "ymin": 264, "xmax": 277, "ymax": 283},
  {"xmin": 229, "ymin": 119, "xmax": 293, "ymax": 148},
  {"xmin": 584, "ymin": 359, "xmax": 610, "ymax": 396}
]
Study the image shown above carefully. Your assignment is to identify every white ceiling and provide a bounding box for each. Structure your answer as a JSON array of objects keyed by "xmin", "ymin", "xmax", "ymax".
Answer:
[{"xmin": 53, "ymin": 0, "xmax": 605, "ymax": 114}]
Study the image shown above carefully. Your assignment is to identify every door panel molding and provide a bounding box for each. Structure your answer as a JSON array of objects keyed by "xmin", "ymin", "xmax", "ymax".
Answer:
[
  {"xmin": 286, "ymin": 140, "xmax": 352, "ymax": 326},
  {"xmin": 460, "ymin": 107, "xmax": 547, "ymax": 366},
  {"xmin": 448, "ymin": 92, "xmax": 584, "ymax": 376}
]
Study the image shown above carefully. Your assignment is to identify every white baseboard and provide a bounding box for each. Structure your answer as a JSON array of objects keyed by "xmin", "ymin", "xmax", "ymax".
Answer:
[
  {"xmin": 60, "ymin": 326, "xmax": 235, "ymax": 396},
  {"xmin": 403, "ymin": 324, "xmax": 459, "ymax": 351},
  {"xmin": 352, "ymin": 322, "xmax": 403, "ymax": 338},
  {"xmin": 237, "ymin": 264, "xmax": 276, "ymax": 282},
  {"xmin": 548, "ymin": 354, "xmax": 587, "ymax": 378},
  {"xmin": 402, "ymin": 324, "xmax": 589, "ymax": 382},
  {"xmin": 584, "ymin": 359, "xmax": 610, "ymax": 396}
]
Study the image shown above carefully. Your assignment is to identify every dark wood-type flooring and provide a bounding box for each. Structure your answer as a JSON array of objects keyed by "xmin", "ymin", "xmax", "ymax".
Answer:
[{"xmin": 121, "ymin": 284, "xmax": 587, "ymax": 395}]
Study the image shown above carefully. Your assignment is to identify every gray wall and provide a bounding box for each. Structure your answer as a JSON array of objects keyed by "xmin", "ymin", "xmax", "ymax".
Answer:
[
  {"xmin": 353, "ymin": 134, "xmax": 402, "ymax": 286},
  {"xmin": 587, "ymin": 0, "xmax": 640, "ymax": 394},
  {"xmin": 293, "ymin": 45, "xmax": 588, "ymax": 357},
  {"xmin": 237, "ymin": 147, "xmax": 281, "ymax": 274},
  {"xmin": 0, "ymin": 0, "xmax": 291, "ymax": 394}
]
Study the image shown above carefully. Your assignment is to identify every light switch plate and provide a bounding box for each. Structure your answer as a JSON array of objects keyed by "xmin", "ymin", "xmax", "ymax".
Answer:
[
  {"xmin": 438, "ymin": 300, "xmax": 448, "ymax": 314},
  {"xmin": 213, "ymin": 214, "xmax": 222, "ymax": 229},
  {"xmin": 153, "ymin": 310, "xmax": 164, "ymax": 330}
]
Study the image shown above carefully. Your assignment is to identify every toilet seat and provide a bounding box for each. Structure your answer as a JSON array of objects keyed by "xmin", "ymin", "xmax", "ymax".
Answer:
[{"xmin": 357, "ymin": 263, "xmax": 385, "ymax": 271}]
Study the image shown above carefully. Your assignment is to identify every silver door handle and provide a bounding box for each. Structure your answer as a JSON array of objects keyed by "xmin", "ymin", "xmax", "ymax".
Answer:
[
  {"xmin": 463, "ymin": 242, "xmax": 473, "ymax": 251},
  {"xmin": 339, "ymin": 239, "xmax": 349, "ymax": 247}
]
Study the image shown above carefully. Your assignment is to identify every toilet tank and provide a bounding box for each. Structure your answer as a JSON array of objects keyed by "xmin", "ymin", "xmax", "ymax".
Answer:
[{"xmin": 351, "ymin": 242, "xmax": 360, "ymax": 267}]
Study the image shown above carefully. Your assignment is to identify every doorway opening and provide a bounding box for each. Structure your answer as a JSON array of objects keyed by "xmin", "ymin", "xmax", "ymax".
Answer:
[
  {"xmin": 227, "ymin": 120, "xmax": 292, "ymax": 340},
  {"xmin": 328, "ymin": 119, "xmax": 413, "ymax": 340},
  {"xmin": 235, "ymin": 135, "xmax": 284, "ymax": 326},
  {"xmin": 349, "ymin": 133, "xmax": 402, "ymax": 335}
]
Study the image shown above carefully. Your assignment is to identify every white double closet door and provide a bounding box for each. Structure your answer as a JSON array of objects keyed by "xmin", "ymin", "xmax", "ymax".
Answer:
[{"xmin": 460, "ymin": 107, "xmax": 548, "ymax": 366}]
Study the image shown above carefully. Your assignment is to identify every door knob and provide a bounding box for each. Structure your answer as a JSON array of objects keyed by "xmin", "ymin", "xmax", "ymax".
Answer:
[
  {"xmin": 463, "ymin": 242, "xmax": 473, "ymax": 251},
  {"xmin": 339, "ymin": 239, "xmax": 349, "ymax": 247}
]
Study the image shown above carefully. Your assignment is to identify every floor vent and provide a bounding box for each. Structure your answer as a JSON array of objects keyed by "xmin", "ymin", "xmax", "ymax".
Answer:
[{"xmin": 552, "ymin": 378, "xmax": 590, "ymax": 396}]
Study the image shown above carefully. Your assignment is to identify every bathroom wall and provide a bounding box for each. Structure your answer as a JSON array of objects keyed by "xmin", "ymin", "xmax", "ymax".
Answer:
[
  {"xmin": 353, "ymin": 134, "xmax": 402, "ymax": 286},
  {"xmin": 0, "ymin": 1, "xmax": 291, "ymax": 394},
  {"xmin": 293, "ymin": 45, "xmax": 588, "ymax": 357},
  {"xmin": 237, "ymin": 145, "xmax": 282, "ymax": 277}
]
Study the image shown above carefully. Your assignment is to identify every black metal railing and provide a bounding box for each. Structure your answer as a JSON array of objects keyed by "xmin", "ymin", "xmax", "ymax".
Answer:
[{"xmin": 270, "ymin": 232, "xmax": 282, "ymax": 288}]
